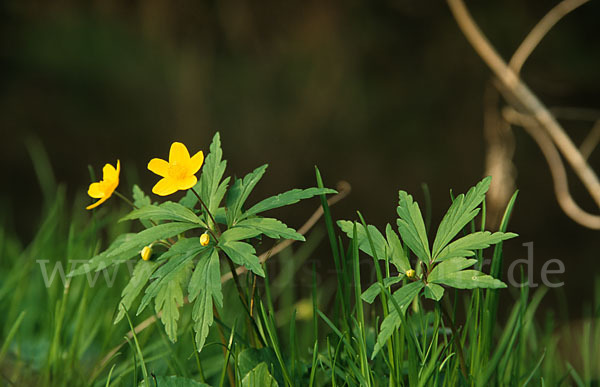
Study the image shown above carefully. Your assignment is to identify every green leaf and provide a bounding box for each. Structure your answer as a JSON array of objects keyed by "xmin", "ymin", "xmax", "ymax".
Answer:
[
  {"xmin": 107, "ymin": 222, "xmax": 201, "ymax": 262},
  {"xmin": 68, "ymin": 233, "xmax": 138, "ymax": 276},
  {"xmin": 428, "ymin": 257, "xmax": 478, "ymax": 282},
  {"xmin": 372, "ymin": 281, "xmax": 424, "ymax": 357},
  {"xmin": 337, "ymin": 220, "xmax": 388, "ymax": 261},
  {"xmin": 189, "ymin": 249, "xmax": 222, "ymax": 352},
  {"xmin": 242, "ymin": 363, "xmax": 279, "ymax": 387},
  {"xmin": 219, "ymin": 241, "xmax": 265, "ymax": 277},
  {"xmin": 219, "ymin": 227, "xmax": 262, "ymax": 243},
  {"xmin": 397, "ymin": 191, "xmax": 431, "ymax": 262},
  {"xmin": 424, "ymin": 283, "xmax": 444, "ymax": 301},
  {"xmin": 138, "ymin": 239, "xmax": 206, "ymax": 315},
  {"xmin": 238, "ymin": 348, "xmax": 283, "ymax": 386},
  {"xmin": 236, "ymin": 218, "xmax": 305, "ymax": 241},
  {"xmin": 242, "ymin": 187, "xmax": 337, "ymax": 219},
  {"xmin": 150, "ymin": 375, "xmax": 211, "ymax": 387},
  {"xmin": 152, "ymin": 260, "xmax": 192, "ymax": 342},
  {"xmin": 226, "ymin": 164, "xmax": 268, "ymax": 225},
  {"xmin": 114, "ymin": 260, "xmax": 158, "ymax": 324},
  {"xmin": 386, "ymin": 224, "xmax": 411, "ymax": 273},
  {"xmin": 132, "ymin": 185, "xmax": 153, "ymax": 228},
  {"xmin": 430, "ymin": 269, "xmax": 506, "ymax": 289},
  {"xmin": 432, "ymin": 177, "xmax": 491, "ymax": 259},
  {"xmin": 361, "ymin": 276, "xmax": 404, "ymax": 304},
  {"xmin": 435, "ymin": 231, "xmax": 518, "ymax": 262},
  {"xmin": 120, "ymin": 202, "xmax": 206, "ymax": 226}
]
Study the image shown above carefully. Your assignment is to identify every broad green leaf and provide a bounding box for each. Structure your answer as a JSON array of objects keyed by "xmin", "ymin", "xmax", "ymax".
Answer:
[
  {"xmin": 372, "ymin": 281, "xmax": 424, "ymax": 357},
  {"xmin": 397, "ymin": 191, "xmax": 431, "ymax": 261},
  {"xmin": 430, "ymin": 269, "xmax": 506, "ymax": 289},
  {"xmin": 107, "ymin": 222, "xmax": 200, "ymax": 261},
  {"xmin": 242, "ymin": 362, "xmax": 279, "ymax": 387},
  {"xmin": 337, "ymin": 220, "xmax": 388, "ymax": 261},
  {"xmin": 238, "ymin": 348, "xmax": 283, "ymax": 385},
  {"xmin": 219, "ymin": 241, "xmax": 265, "ymax": 277},
  {"xmin": 138, "ymin": 239, "xmax": 206, "ymax": 314},
  {"xmin": 242, "ymin": 187, "xmax": 337, "ymax": 219},
  {"xmin": 114, "ymin": 260, "xmax": 158, "ymax": 323},
  {"xmin": 69, "ymin": 233, "xmax": 138, "ymax": 276},
  {"xmin": 237, "ymin": 218, "xmax": 304, "ymax": 241},
  {"xmin": 361, "ymin": 276, "xmax": 404, "ymax": 304},
  {"xmin": 432, "ymin": 177, "xmax": 491, "ymax": 259},
  {"xmin": 120, "ymin": 202, "xmax": 206, "ymax": 226},
  {"xmin": 386, "ymin": 224, "xmax": 411, "ymax": 273},
  {"xmin": 189, "ymin": 249, "xmax": 221, "ymax": 352},
  {"xmin": 226, "ymin": 164, "xmax": 268, "ymax": 225},
  {"xmin": 424, "ymin": 283, "xmax": 444, "ymax": 301},
  {"xmin": 152, "ymin": 260, "xmax": 192, "ymax": 342},
  {"xmin": 219, "ymin": 227, "xmax": 262, "ymax": 243},
  {"xmin": 149, "ymin": 376, "xmax": 210, "ymax": 387},
  {"xmin": 435, "ymin": 231, "xmax": 517, "ymax": 262},
  {"xmin": 428, "ymin": 257, "xmax": 477, "ymax": 282}
]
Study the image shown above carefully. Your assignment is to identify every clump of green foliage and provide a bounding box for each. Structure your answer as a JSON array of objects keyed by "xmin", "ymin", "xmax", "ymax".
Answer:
[{"xmin": 0, "ymin": 136, "xmax": 599, "ymax": 386}]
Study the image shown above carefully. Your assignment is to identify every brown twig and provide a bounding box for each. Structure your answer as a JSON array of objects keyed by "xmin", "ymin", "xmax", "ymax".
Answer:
[
  {"xmin": 502, "ymin": 107, "xmax": 600, "ymax": 229},
  {"xmin": 446, "ymin": 0, "xmax": 600, "ymax": 222},
  {"xmin": 92, "ymin": 181, "xmax": 351, "ymax": 380}
]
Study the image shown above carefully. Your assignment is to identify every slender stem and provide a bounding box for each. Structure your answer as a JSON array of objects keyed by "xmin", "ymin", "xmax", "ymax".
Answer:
[
  {"xmin": 441, "ymin": 295, "xmax": 469, "ymax": 380},
  {"xmin": 114, "ymin": 191, "xmax": 137, "ymax": 209},
  {"xmin": 190, "ymin": 188, "xmax": 222, "ymax": 236},
  {"xmin": 212, "ymin": 306, "xmax": 235, "ymax": 386}
]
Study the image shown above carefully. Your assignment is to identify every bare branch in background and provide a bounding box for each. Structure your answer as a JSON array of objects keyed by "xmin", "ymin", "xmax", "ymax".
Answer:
[{"xmin": 447, "ymin": 0, "xmax": 600, "ymax": 229}]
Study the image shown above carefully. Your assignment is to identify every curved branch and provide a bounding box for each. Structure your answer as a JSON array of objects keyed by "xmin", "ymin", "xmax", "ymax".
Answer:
[
  {"xmin": 503, "ymin": 107, "xmax": 600, "ymax": 229},
  {"xmin": 508, "ymin": 0, "xmax": 590, "ymax": 74},
  {"xmin": 446, "ymin": 0, "xmax": 600, "ymax": 211}
]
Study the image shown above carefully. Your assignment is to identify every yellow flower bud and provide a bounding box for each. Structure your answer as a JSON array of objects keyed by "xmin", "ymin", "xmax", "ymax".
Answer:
[
  {"xmin": 141, "ymin": 245, "xmax": 152, "ymax": 261},
  {"xmin": 200, "ymin": 232, "xmax": 210, "ymax": 247},
  {"xmin": 405, "ymin": 269, "xmax": 416, "ymax": 279}
]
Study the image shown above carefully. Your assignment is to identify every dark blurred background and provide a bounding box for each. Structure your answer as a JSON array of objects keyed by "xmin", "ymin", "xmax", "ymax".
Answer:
[{"xmin": 1, "ymin": 0, "xmax": 599, "ymax": 314}]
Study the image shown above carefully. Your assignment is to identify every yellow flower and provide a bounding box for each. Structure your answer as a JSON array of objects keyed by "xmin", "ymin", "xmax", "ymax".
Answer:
[
  {"xmin": 405, "ymin": 269, "xmax": 416, "ymax": 279},
  {"xmin": 141, "ymin": 245, "xmax": 153, "ymax": 261},
  {"xmin": 86, "ymin": 160, "xmax": 120, "ymax": 210},
  {"xmin": 200, "ymin": 232, "xmax": 210, "ymax": 246},
  {"xmin": 148, "ymin": 142, "xmax": 204, "ymax": 196}
]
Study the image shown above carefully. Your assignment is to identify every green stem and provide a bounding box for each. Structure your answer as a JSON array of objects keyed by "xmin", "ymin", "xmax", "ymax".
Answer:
[
  {"xmin": 114, "ymin": 190, "xmax": 137, "ymax": 209},
  {"xmin": 190, "ymin": 188, "xmax": 222, "ymax": 237}
]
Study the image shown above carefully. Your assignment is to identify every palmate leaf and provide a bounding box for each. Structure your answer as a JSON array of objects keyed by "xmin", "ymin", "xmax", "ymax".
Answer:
[
  {"xmin": 153, "ymin": 262, "xmax": 191, "ymax": 342},
  {"xmin": 386, "ymin": 224, "xmax": 411, "ymax": 273},
  {"xmin": 337, "ymin": 220, "xmax": 388, "ymax": 261},
  {"xmin": 372, "ymin": 281, "xmax": 424, "ymax": 357},
  {"xmin": 226, "ymin": 164, "xmax": 269, "ymax": 226},
  {"xmin": 435, "ymin": 231, "xmax": 518, "ymax": 262},
  {"xmin": 138, "ymin": 239, "xmax": 207, "ymax": 314},
  {"xmin": 432, "ymin": 177, "xmax": 491, "ymax": 260},
  {"xmin": 189, "ymin": 248, "xmax": 222, "ymax": 352},
  {"xmin": 219, "ymin": 240, "xmax": 265, "ymax": 277},
  {"xmin": 180, "ymin": 132, "xmax": 231, "ymax": 232},
  {"xmin": 361, "ymin": 276, "xmax": 404, "ymax": 304},
  {"xmin": 430, "ymin": 269, "xmax": 506, "ymax": 289},
  {"xmin": 241, "ymin": 187, "xmax": 337, "ymax": 219},
  {"xmin": 397, "ymin": 191, "xmax": 431, "ymax": 262},
  {"xmin": 220, "ymin": 227, "xmax": 262, "ymax": 243},
  {"xmin": 428, "ymin": 257, "xmax": 478, "ymax": 282},
  {"xmin": 236, "ymin": 218, "xmax": 305, "ymax": 241},
  {"xmin": 114, "ymin": 260, "xmax": 158, "ymax": 323},
  {"xmin": 120, "ymin": 202, "xmax": 206, "ymax": 226}
]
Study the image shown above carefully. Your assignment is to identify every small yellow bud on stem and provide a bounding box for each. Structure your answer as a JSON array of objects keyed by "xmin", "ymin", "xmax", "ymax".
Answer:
[
  {"xmin": 141, "ymin": 245, "xmax": 153, "ymax": 261},
  {"xmin": 200, "ymin": 232, "xmax": 210, "ymax": 246},
  {"xmin": 406, "ymin": 269, "xmax": 416, "ymax": 279}
]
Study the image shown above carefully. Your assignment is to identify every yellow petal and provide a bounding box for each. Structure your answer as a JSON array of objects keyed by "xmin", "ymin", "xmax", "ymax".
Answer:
[
  {"xmin": 88, "ymin": 182, "xmax": 105, "ymax": 199},
  {"xmin": 169, "ymin": 142, "xmax": 190, "ymax": 164},
  {"xmin": 152, "ymin": 177, "xmax": 179, "ymax": 196},
  {"xmin": 190, "ymin": 150, "xmax": 204, "ymax": 174},
  {"xmin": 103, "ymin": 163, "xmax": 118, "ymax": 182},
  {"xmin": 148, "ymin": 158, "xmax": 169, "ymax": 177},
  {"xmin": 176, "ymin": 175, "xmax": 197, "ymax": 191},
  {"xmin": 86, "ymin": 196, "xmax": 109, "ymax": 210}
]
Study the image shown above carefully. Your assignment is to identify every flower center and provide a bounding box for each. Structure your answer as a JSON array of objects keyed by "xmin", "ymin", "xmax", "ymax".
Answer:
[{"xmin": 168, "ymin": 162, "xmax": 188, "ymax": 180}]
